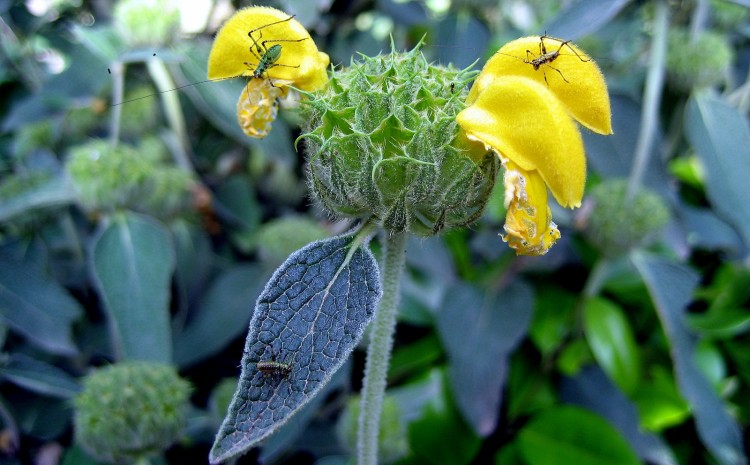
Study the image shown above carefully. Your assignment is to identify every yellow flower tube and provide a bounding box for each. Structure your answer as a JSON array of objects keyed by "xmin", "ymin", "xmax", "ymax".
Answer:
[
  {"xmin": 457, "ymin": 75, "xmax": 586, "ymax": 209},
  {"xmin": 468, "ymin": 35, "xmax": 612, "ymax": 135},
  {"xmin": 207, "ymin": 6, "xmax": 330, "ymax": 138},
  {"xmin": 459, "ymin": 35, "xmax": 613, "ymax": 255}
]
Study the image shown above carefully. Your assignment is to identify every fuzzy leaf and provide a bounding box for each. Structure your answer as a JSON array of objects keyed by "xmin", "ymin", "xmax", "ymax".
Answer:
[
  {"xmin": 632, "ymin": 252, "xmax": 747, "ymax": 465},
  {"xmin": 436, "ymin": 281, "xmax": 533, "ymax": 436},
  {"xmin": 209, "ymin": 230, "xmax": 380, "ymax": 464},
  {"xmin": 92, "ymin": 212, "xmax": 175, "ymax": 363}
]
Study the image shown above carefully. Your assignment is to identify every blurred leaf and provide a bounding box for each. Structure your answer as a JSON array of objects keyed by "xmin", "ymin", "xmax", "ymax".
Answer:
[
  {"xmin": 557, "ymin": 338, "xmax": 592, "ymax": 376},
  {"xmin": 14, "ymin": 396, "xmax": 70, "ymax": 440},
  {"xmin": 408, "ymin": 370, "xmax": 481, "ymax": 465},
  {"xmin": 91, "ymin": 212, "xmax": 175, "ymax": 363},
  {"xmin": 388, "ymin": 333, "xmax": 443, "ymax": 382},
  {"xmin": 632, "ymin": 367, "xmax": 690, "ymax": 432},
  {"xmin": 543, "ymin": 0, "xmax": 630, "ymax": 40},
  {"xmin": 685, "ymin": 93, "xmax": 750, "ymax": 246},
  {"xmin": 518, "ymin": 405, "xmax": 641, "ymax": 465},
  {"xmin": 175, "ymin": 39, "xmax": 251, "ymax": 145},
  {"xmin": 694, "ymin": 340, "xmax": 727, "ymax": 390},
  {"xmin": 71, "ymin": 25, "xmax": 123, "ymax": 63},
  {"xmin": 676, "ymin": 204, "xmax": 744, "ymax": 252},
  {"xmin": 0, "ymin": 255, "xmax": 81, "ymax": 356},
  {"xmin": 171, "ymin": 221, "xmax": 213, "ymax": 304},
  {"xmin": 562, "ymin": 366, "xmax": 679, "ymax": 465},
  {"xmin": 210, "ymin": 229, "xmax": 381, "ymax": 464},
  {"xmin": 632, "ymin": 252, "xmax": 746, "ymax": 465},
  {"xmin": 215, "ymin": 175, "xmax": 262, "ymax": 252},
  {"xmin": 583, "ymin": 297, "xmax": 640, "ymax": 394},
  {"xmin": 174, "ymin": 265, "xmax": 266, "ymax": 367},
  {"xmin": 429, "ymin": 13, "xmax": 490, "ymax": 69},
  {"xmin": 436, "ymin": 281, "xmax": 533, "ymax": 436},
  {"xmin": 0, "ymin": 353, "xmax": 80, "ymax": 398},
  {"xmin": 507, "ymin": 354, "xmax": 556, "ymax": 419},
  {"xmin": 687, "ymin": 308, "xmax": 750, "ymax": 339},
  {"xmin": 584, "ymin": 96, "xmax": 671, "ymax": 198},
  {"xmin": 530, "ymin": 287, "xmax": 575, "ymax": 357},
  {"xmin": 0, "ymin": 174, "xmax": 76, "ymax": 223}
]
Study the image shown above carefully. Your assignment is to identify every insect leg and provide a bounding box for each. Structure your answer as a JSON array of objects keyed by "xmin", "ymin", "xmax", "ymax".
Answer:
[{"xmin": 547, "ymin": 64, "xmax": 569, "ymax": 83}]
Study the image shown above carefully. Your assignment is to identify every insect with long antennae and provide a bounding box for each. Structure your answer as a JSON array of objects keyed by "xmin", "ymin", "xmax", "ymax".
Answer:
[
  {"xmin": 111, "ymin": 15, "xmax": 309, "ymax": 106},
  {"xmin": 244, "ymin": 15, "xmax": 308, "ymax": 84},
  {"xmin": 519, "ymin": 33, "xmax": 591, "ymax": 85}
]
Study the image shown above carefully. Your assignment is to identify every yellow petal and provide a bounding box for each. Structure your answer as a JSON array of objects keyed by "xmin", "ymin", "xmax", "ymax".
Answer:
[
  {"xmin": 502, "ymin": 163, "xmax": 561, "ymax": 256},
  {"xmin": 457, "ymin": 76, "xmax": 585, "ymax": 208},
  {"xmin": 237, "ymin": 78, "xmax": 287, "ymax": 138},
  {"xmin": 208, "ymin": 6, "xmax": 329, "ymax": 91},
  {"xmin": 468, "ymin": 35, "xmax": 612, "ymax": 135}
]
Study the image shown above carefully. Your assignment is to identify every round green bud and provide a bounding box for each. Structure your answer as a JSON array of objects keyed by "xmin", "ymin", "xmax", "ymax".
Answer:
[
  {"xmin": 299, "ymin": 45, "xmax": 499, "ymax": 236},
  {"xmin": 114, "ymin": 0, "xmax": 180, "ymax": 47},
  {"xmin": 66, "ymin": 138, "xmax": 193, "ymax": 218},
  {"xmin": 580, "ymin": 180, "xmax": 670, "ymax": 256},
  {"xmin": 255, "ymin": 216, "xmax": 330, "ymax": 265},
  {"xmin": 666, "ymin": 28, "xmax": 733, "ymax": 90},
  {"xmin": 336, "ymin": 395, "xmax": 408, "ymax": 464},
  {"xmin": 74, "ymin": 361, "xmax": 191, "ymax": 463}
]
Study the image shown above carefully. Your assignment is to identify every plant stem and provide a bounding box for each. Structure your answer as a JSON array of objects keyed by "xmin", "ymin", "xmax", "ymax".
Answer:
[
  {"xmin": 146, "ymin": 58, "xmax": 194, "ymax": 172},
  {"xmin": 627, "ymin": 0, "xmax": 668, "ymax": 200},
  {"xmin": 358, "ymin": 232, "xmax": 407, "ymax": 465},
  {"xmin": 109, "ymin": 61, "xmax": 125, "ymax": 147}
]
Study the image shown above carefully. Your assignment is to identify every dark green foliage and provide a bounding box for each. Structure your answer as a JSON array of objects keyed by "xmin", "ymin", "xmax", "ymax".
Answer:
[{"xmin": 1, "ymin": 1, "xmax": 749, "ymax": 465}]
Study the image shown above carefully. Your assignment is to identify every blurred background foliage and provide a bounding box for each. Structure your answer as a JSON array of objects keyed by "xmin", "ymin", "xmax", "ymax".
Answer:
[{"xmin": 0, "ymin": 0, "xmax": 749, "ymax": 464}]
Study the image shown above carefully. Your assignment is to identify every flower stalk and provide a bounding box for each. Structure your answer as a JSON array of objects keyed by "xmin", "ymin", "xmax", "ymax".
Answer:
[
  {"xmin": 358, "ymin": 232, "xmax": 407, "ymax": 465},
  {"xmin": 627, "ymin": 0, "xmax": 668, "ymax": 200}
]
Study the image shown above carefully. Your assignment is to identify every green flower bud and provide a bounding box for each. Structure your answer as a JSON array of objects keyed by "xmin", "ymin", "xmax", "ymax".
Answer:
[
  {"xmin": 255, "ymin": 216, "xmax": 330, "ymax": 265},
  {"xmin": 66, "ymin": 138, "xmax": 193, "ymax": 218},
  {"xmin": 666, "ymin": 28, "xmax": 733, "ymax": 90},
  {"xmin": 74, "ymin": 361, "xmax": 191, "ymax": 463},
  {"xmin": 336, "ymin": 395, "xmax": 407, "ymax": 464},
  {"xmin": 298, "ymin": 45, "xmax": 499, "ymax": 236},
  {"xmin": 14, "ymin": 120, "xmax": 55, "ymax": 156},
  {"xmin": 209, "ymin": 378, "xmax": 237, "ymax": 426},
  {"xmin": 580, "ymin": 180, "xmax": 670, "ymax": 256},
  {"xmin": 114, "ymin": 0, "xmax": 180, "ymax": 47}
]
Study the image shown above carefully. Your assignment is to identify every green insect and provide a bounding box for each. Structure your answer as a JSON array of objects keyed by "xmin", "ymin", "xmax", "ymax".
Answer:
[
  {"xmin": 256, "ymin": 347, "xmax": 292, "ymax": 379},
  {"xmin": 245, "ymin": 15, "xmax": 308, "ymax": 81}
]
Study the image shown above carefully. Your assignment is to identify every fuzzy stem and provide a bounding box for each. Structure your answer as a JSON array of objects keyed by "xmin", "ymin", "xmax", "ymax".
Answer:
[
  {"xmin": 358, "ymin": 232, "xmax": 408, "ymax": 465},
  {"xmin": 627, "ymin": 0, "xmax": 668, "ymax": 200}
]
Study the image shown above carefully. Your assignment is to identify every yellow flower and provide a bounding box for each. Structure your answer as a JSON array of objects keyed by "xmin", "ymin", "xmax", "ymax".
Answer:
[
  {"xmin": 457, "ymin": 35, "xmax": 612, "ymax": 255},
  {"xmin": 207, "ymin": 6, "xmax": 330, "ymax": 138}
]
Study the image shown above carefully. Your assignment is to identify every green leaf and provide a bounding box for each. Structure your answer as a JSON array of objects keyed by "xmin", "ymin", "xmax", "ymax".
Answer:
[
  {"xmin": 174, "ymin": 265, "xmax": 266, "ymax": 367},
  {"xmin": 408, "ymin": 370, "xmax": 481, "ymax": 465},
  {"xmin": 91, "ymin": 212, "xmax": 175, "ymax": 363},
  {"xmin": 543, "ymin": 0, "xmax": 629, "ymax": 40},
  {"xmin": 563, "ymin": 367, "xmax": 679, "ymax": 465},
  {"xmin": 632, "ymin": 252, "xmax": 746, "ymax": 465},
  {"xmin": 0, "ymin": 174, "xmax": 76, "ymax": 223},
  {"xmin": 0, "ymin": 353, "xmax": 80, "ymax": 398},
  {"xmin": 518, "ymin": 405, "xmax": 641, "ymax": 465},
  {"xmin": 436, "ymin": 281, "xmax": 533, "ymax": 436},
  {"xmin": 388, "ymin": 333, "xmax": 443, "ymax": 382},
  {"xmin": 583, "ymin": 297, "xmax": 641, "ymax": 394},
  {"xmin": 685, "ymin": 93, "xmax": 750, "ymax": 245},
  {"xmin": 0, "ymin": 256, "xmax": 82, "ymax": 356},
  {"xmin": 530, "ymin": 287, "xmax": 576, "ymax": 357},
  {"xmin": 209, "ymin": 229, "xmax": 381, "ymax": 464},
  {"xmin": 632, "ymin": 367, "xmax": 690, "ymax": 432}
]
